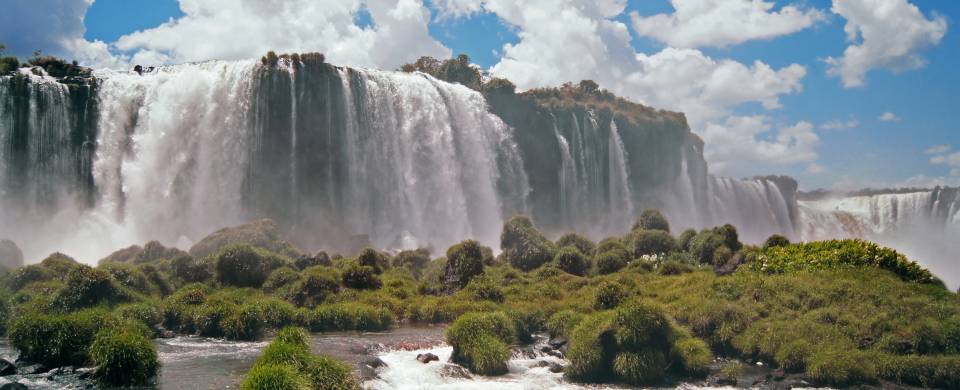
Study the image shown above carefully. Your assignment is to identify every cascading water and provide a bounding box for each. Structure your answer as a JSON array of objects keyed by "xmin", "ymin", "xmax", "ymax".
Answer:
[
  {"xmin": 607, "ymin": 119, "xmax": 634, "ymax": 231},
  {"xmin": 0, "ymin": 59, "xmax": 530, "ymax": 261}
]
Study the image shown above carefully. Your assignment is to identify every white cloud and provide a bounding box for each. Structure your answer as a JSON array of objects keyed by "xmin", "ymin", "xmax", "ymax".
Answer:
[
  {"xmin": 806, "ymin": 163, "xmax": 826, "ymax": 174},
  {"xmin": 700, "ymin": 116, "xmax": 819, "ymax": 175},
  {"xmin": 630, "ymin": 0, "xmax": 824, "ymax": 48},
  {"xmin": 820, "ymin": 118, "xmax": 859, "ymax": 130},
  {"xmin": 930, "ymin": 152, "xmax": 960, "ymax": 167},
  {"xmin": 878, "ymin": 111, "xmax": 899, "ymax": 121},
  {"xmin": 431, "ymin": 0, "xmax": 484, "ymax": 19},
  {"xmin": 114, "ymin": 0, "xmax": 449, "ymax": 70},
  {"xmin": 444, "ymin": 0, "xmax": 811, "ymax": 177},
  {"xmin": 926, "ymin": 145, "xmax": 951, "ymax": 155},
  {"xmin": 826, "ymin": 0, "xmax": 947, "ymax": 88}
]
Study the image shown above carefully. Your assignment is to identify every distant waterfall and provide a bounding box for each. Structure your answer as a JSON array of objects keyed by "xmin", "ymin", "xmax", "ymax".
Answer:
[{"xmin": 607, "ymin": 119, "xmax": 634, "ymax": 230}]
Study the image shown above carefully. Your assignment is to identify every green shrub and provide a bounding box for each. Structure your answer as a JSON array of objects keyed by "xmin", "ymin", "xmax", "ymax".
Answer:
[
  {"xmin": 721, "ymin": 361, "xmax": 743, "ymax": 383},
  {"xmin": 715, "ymin": 224, "xmax": 742, "ymax": 252},
  {"xmin": 170, "ymin": 255, "xmax": 211, "ymax": 284},
  {"xmin": 554, "ymin": 246, "xmax": 589, "ymax": 276},
  {"xmin": 114, "ymin": 302, "xmax": 162, "ymax": 328},
  {"xmin": 54, "ymin": 265, "xmax": 128, "ymax": 310},
  {"xmin": 445, "ymin": 240, "xmax": 485, "ymax": 289},
  {"xmin": 670, "ymin": 337, "xmax": 711, "ymax": 377},
  {"xmin": 286, "ymin": 267, "xmax": 340, "ymax": 307},
  {"xmin": 275, "ymin": 326, "xmax": 310, "ymax": 346},
  {"xmin": 241, "ymin": 364, "xmax": 310, "ymax": 390},
  {"xmin": 341, "ymin": 261, "xmax": 381, "ymax": 289},
  {"xmin": 0, "ymin": 56, "xmax": 19, "ymax": 75},
  {"xmin": 356, "ymin": 247, "xmax": 390, "ymax": 274},
  {"xmin": 9, "ymin": 309, "xmax": 106, "ymax": 366},
  {"xmin": 311, "ymin": 303, "xmax": 394, "ymax": 332},
  {"xmin": 593, "ymin": 282, "xmax": 627, "ymax": 310},
  {"xmin": 763, "ymin": 234, "xmax": 790, "ymax": 250},
  {"xmin": 677, "ymin": 229, "xmax": 697, "ymax": 252},
  {"xmin": 688, "ymin": 231, "xmax": 725, "ymax": 265},
  {"xmin": 658, "ymin": 260, "xmax": 694, "ymax": 275},
  {"xmin": 807, "ymin": 349, "xmax": 877, "ymax": 386},
  {"xmin": 215, "ymin": 244, "xmax": 287, "ymax": 288},
  {"xmin": 754, "ymin": 240, "xmax": 937, "ymax": 284},
  {"xmin": 594, "ymin": 251, "xmax": 627, "ymax": 275},
  {"xmin": 613, "ymin": 349, "xmax": 667, "ymax": 385},
  {"xmin": 392, "ymin": 248, "xmax": 431, "ymax": 277},
  {"xmin": 294, "ymin": 252, "xmax": 332, "ymax": 270},
  {"xmin": 500, "ymin": 215, "xmax": 556, "ymax": 271},
  {"xmin": 466, "ymin": 275, "xmax": 504, "ymax": 303},
  {"xmin": 565, "ymin": 312, "xmax": 616, "ymax": 382},
  {"xmin": 556, "ymin": 233, "xmax": 595, "ymax": 256},
  {"xmin": 633, "ymin": 209, "xmax": 670, "ymax": 233},
  {"xmin": 40, "ymin": 252, "xmax": 82, "ymax": 275},
  {"xmin": 629, "ymin": 229, "xmax": 677, "ymax": 257},
  {"xmin": 223, "ymin": 304, "xmax": 266, "ymax": 341},
  {"xmin": 100, "ymin": 263, "xmax": 153, "ymax": 295},
  {"xmin": 613, "ymin": 301, "xmax": 672, "ymax": 349},
  {"xmin": 9, "ymin": 264, "xmax": 55, "ymax": 291},
  {"xmin": 446, "ymin": 312, "xmax": 516, "ymax": 375},
  {"xmin": 263, "ymin": 266, "xmax": 300, "ymax": 293},
  {"xmin": 712, "ymin": 246, "xmax": 733, "ymax": 267},
  {"xmin": 194, "ymin": 299, "xmax": 238, "ymax": 337},
  {"xmin": 90, "ymin": 325, "xmax": 160, "ymax": 386},
  {"xmin": 546, "ymin": 310, "xmax": 585, "ymax": 339},
  {"xmin": 775, "ymin": 340, "xmax": 810, "ymax": 372},
  {"xmin": 303, "ymin": 355, "xmax": 359, "ymax": 390}
]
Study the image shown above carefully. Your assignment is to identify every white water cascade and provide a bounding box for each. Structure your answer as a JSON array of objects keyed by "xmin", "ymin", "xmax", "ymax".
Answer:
[{"xmin": 0, "ymin": 60, "xmax": 530, "ymax": 262}]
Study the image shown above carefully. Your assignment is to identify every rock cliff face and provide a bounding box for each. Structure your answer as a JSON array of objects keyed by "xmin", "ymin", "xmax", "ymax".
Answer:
[{"xmin": 0, "ymin": 55, "xmax": 802, "ymax": 261}]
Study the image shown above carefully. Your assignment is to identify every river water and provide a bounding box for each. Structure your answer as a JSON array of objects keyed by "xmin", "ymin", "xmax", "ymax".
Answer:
[{"xmin": 0, "ymin": 327, "xmax": 803, "ymax": 389}]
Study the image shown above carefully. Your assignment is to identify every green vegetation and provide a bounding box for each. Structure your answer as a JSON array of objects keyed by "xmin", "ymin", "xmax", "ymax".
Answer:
[
  {"xmin": 1, "ymin": 214, "xmax": 958, "ymax": 388},
  {"xmin": 446, "ymin": 312, "xmax": 516, "ymax": 375},
  {"xmin": 241, "ymin": 327, "xmax": 359, "ymax": 390},
  {"xmin": 633, "ymin": 209, "xmax": 671, "ymax": 233},
  {"xmin": 89, "ymin": 322, "xmax": 160, "ymax": 386}
]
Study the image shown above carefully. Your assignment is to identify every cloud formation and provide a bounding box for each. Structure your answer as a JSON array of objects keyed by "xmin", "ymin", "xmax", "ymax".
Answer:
[
  {"xmin": 820, "ymin": 118, "xmax": 860, "ymax": 130},
  {"xmin": 114, "ymin": 0, "xmax": 449, "ymax": 70},
  {"xmin": 630, "ymin": 0, "xmax": 824, "ymax": 48},
  {"xmin": 826, "ymin": 0, "xmax": 947, "ymax": 88},
  {"xmin": 878, "ymin": 111, "xmax": 899, "ymax": 122},
  {"xmin": 700, "ymin": 116, "xmax": 820, "ymax": 174}
]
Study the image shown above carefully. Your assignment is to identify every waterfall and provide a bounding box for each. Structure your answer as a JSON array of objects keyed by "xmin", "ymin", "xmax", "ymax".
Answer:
[
  {"xmin": 0, "ymin": 61, "xmax": 530, "ymax": 261},
  {"xmin": 607, "ymin": 119, "xmax": 634, "ymax": 231}
]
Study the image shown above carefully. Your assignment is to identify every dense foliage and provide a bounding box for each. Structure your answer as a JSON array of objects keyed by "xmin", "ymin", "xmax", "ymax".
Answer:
[{"xmin": 1, "ymin": 213, "xmax": 957, "ymax": 388}]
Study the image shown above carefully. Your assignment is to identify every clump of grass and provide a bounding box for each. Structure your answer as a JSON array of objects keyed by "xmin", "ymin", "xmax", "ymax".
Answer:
[
  {"xmin": 241, "ymin": 326, "xmax": 358, "ymax": 390},
  {"xmin": 8, "ymin": 308, "xmax": 108, "ymax": 367},
  {"xmin": 446, "ymin": 312, "xmax": 516, "ymax": 375},
  {"xmin": 754, "ymin": 239, "xmax": 938, "ymax": 284},
  {"xmin": 89, "ymin": 322, "xmax": 160, "ymax": 386},
  {"xmin": 310, "ymin": 303, "xmax": 394, "ymax": 332}
]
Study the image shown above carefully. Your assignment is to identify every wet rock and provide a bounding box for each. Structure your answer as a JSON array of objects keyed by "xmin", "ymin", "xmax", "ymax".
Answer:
[
  {"xmin": 439, "ymin": 364, "xmax": 472, "ymax": 380},
  {"xmin": 77, "ymin": 368, "xmax": 93, "ymax": 380},
  {"xmin": 19, "ymin": 364, "xmax": 50, "ymax": 375},
  {"xmin": 159, "ymin": 329, "xmax": 176, "ymax": 339},
  {"xmin": 546, "ymin": 349, "xmax": 564, "ymax": 359},
  {"xmin": 416, "ymin": 353, "xmax": 439, "ymax": 364},
  {"xmin": 548, "ymin": 363, "xmax": 564, "ymax": 373},
  {"xmin": 0, "ymin": 383, "xmax": 28, "ymax": 390},
  {"xmin": 548, "ymin": 337, "xmax": 567, "ymax": 349},
  {"xmin": 359, "ymin": 357, "xmax": 389, "ymax": 381},
  {"xmin": 0, "ymin": 359, "xmax": 15, "ymax": 376},
  {"xmin": 529, "ymin": 360, "xmax": 550, "ymax": 368}
]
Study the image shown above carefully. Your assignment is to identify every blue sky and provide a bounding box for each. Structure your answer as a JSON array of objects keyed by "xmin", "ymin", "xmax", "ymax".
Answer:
[{"xmin": 4, "ymin": 0, "xmax": 958, "ymax": 190}]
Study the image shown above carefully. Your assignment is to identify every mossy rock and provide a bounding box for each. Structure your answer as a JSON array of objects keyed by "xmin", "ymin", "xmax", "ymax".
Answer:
[{"xmin": 190, "ymin": 219, "xmax": 301, "ymax": 259}]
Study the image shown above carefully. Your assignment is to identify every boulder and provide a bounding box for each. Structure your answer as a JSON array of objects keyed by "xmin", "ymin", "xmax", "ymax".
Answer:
[
  {"xmin": 359, "ymin": 357, "xmax": 388, "ymax": 381},
  {"xmin": 438, "ymin": 364, "xmax": 472, "ymax": 380},
  {"xmin": 0, "ymin": 239, "xmax": 23, "ymax": 271},
  {"xmin": 0, "ymin": 359, "xmax": 15, "ymax": 376},
  {"xmin": 548, "ymin": 337, "xmax": 567, "ymax": 349},
  {"xmin": 548, "ymin": 363, "xmax": 564, "ymax": 373},
  {"xmin": 189, "ymin": 219, "xmax": 301, "ymax": 259},
  {"xmin": 0, "ymin": 383, "xmax": 28, "ymax": 390},
  {"xmin": 416, "ymin": 353, "xmax": 439, "ymax": 364}
]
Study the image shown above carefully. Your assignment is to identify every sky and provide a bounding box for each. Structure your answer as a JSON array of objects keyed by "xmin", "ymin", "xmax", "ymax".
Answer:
[{"xmin": 0, "ymin": 0, "xmax": 957, "ymax": 191}]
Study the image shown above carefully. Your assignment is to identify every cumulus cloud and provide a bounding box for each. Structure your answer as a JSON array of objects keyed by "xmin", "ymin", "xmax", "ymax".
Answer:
[
  {"xmin": 878, "ymin": 111, "xmax": 899, "ymax": 121},
  {"xmin": 114, "ymin": 0, "xmax": 449, "ymax": 70},
  {"xmin": 826, "ymin": 0, "xmax": 947, "ymax": 88},
  {"xmin": 435, "ymin": 0, "xmax": 812, "ymax": 176},
  {"xmin": 630, "ymin": 0, "xmax": 824, "ymax": 48},
  {"xmin": 820, "ymin": 118, "xmax": 859, "ymax": 130},
  {"xmin": 926, "ymin": 145, "xmax": 951, "ymax": 155},
  {"xmin": 699, "ymin": 116, "xmax": 819, "ymax": 175},
  {"xmin": 0, "ymin": 0, "xmax": 124, "ymax": 68}
]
